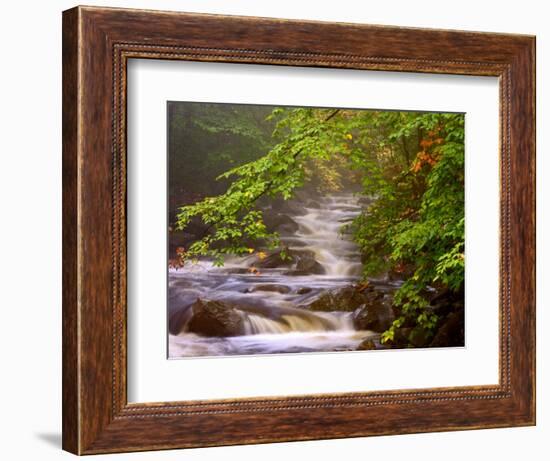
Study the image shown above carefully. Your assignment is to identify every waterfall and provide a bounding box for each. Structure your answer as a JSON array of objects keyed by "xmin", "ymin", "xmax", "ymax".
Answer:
[
  {"xmin": 168, "ymin": 192, "xmax": 380, "ymax": 357},
  {"xmin": 288, "ymin": 194, "xmax": 363, "ymax": 277},
  {"xmin": 243, "ymin": 310, "xmax": 354, "ymax": 335}
]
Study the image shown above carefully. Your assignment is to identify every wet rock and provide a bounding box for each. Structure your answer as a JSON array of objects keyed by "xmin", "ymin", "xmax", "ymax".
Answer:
[
  {"xmin": 408, "ymin": 326, "xmax": 433, "ymax": 348},
  {"xmin": 267, "ymin": 196, "xmax": 303, "ymax": 215},
  {"xmin": 306, "ymin": 286, "xmax": 374, "ymax": 312},
  {"xmin": 186, "ymin": 298, "xmax": 246, "ymax": 337},
  {"xmin": 246, "ymin": 284, "xmax": 291, "ymax": 294},
  {"xmin": 292, "ymin": 252, "xmax": 326, "ymax": 275},
  {"xmin": 262, "ymin": 213, "xmax": 299, "ymax": 234},
  {"xmin": 305, "ymin": 199, "xmax": 320, "ymax": 208},
  {"xmin": 221, "ymin": 268, "xmax": 252, "ymax": 275},
  {"xmin": 297, "ymin": 287, "xmax": 312, "ymax": 295},
  {"xmin": 357, "ymin": 339, "xmax": 376, "ymax": 351},
  {"xmin": 428, "ymin": 289, "xmax": 463, "ymax": 317},
  {"xmin": 256, "ymin": 249, "xmax": 326, "ymax": 275},
  {"xmin": 430, "ymin": 311, "xmax": 464, "ymax": 347},
  {"xmin": 353, "ymin": 300, "xmax": 395, "ymax": 333},
  {"xmin": 255, "ymin": 249, "xmax": 295, "ymax": 269}
]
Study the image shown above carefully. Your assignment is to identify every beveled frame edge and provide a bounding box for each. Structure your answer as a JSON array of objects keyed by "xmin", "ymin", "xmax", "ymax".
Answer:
[{"xmin": 62, "ymin": 5, "xmax": 535, "ymax": 455}]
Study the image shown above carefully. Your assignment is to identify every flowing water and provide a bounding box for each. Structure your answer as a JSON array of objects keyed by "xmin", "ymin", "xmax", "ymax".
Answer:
[{"xmin": 169, "ymin": 193, "xmax": 385, "ymax": 358}]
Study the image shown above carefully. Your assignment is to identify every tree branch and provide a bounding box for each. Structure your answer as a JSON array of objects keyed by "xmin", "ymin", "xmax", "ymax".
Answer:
[{"xmin": 183, "ymin": 109, "xmax": 341, "ymax": 239}]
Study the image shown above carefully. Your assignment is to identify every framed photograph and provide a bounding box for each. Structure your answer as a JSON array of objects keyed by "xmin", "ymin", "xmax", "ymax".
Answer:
[{"xmin": 62, "ymin": 5, "xmax": 535, "ymax": 455}]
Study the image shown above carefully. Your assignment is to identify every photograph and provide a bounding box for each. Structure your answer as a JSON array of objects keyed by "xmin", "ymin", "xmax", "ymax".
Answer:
[
  {"xmin": 167, "ymin": 101, "xmax": 465, "ymax": 358},
  {"xmin": 0, "ymin": 0, "xmax": 540, "ymax": 457}
]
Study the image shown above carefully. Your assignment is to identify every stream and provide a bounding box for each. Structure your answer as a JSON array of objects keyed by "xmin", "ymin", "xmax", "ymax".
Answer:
[{"xmin": 168, "ymin": 193, "xmax": 388, "ymax": 358}]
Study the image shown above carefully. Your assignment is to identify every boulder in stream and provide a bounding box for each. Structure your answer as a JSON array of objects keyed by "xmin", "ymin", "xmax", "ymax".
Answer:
[
  {"xmin": 353, "ymin": 298, "xmax": 395, "ymax": 333},
  {"xmin": 263, "ymin": 196, "xmax": 303, "ymax": 215},
  {"xmin": 356, "ymin": 339, "xmax": 377, "ymax": 351},
  {"xmin": 186, "ymin": 298, "xmax": 246, "ymax": 337},
  {"xmin": 262, "ymin": 213, "xmax": 299, "ymax": 234},
  {"xmin": 245, "ymin": 284, "xmax": 291, "ymax": 294},
  {"xmin": 291, "ymin": 251, "xmax": 326, "ymax": 275},
  {"xmin": 255, "ymin": 249, "xmax": 326, "ymax": 275},
  {"xmin": 305, "ymin": 286, "xmax": 381, "ymax": 312},
  {"xmin": 255, "ymin": 249, "xmax": 294, "ymax": 269}
]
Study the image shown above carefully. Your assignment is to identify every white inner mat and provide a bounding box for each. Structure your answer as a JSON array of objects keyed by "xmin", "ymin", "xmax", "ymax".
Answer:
[{"xmin": 127, "ymin": 59, "xmax": 500, "ymax": 403}]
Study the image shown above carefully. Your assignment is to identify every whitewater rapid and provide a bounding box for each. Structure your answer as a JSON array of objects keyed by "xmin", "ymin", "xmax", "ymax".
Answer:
[{"xmin": 168, "ymin": 193, "xmax": 382, "ymax": 357}]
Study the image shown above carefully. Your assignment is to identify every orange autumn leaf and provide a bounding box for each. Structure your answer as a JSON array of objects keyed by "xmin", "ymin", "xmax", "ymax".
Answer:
[
  {"xmin": 411, "ymin": 151, "xmax": 439, "ymax": 173},
  {"xmin": 168, "ymin": 258, "xmax": 184, "ymax": 270},
  {"xmin": 394, "ymin": 262, "xmax": 406, "ymax": 273},
  {"xmin": 248, "ymin": 266, "xmax": 261, "ymax": 275},
  {"xmin": 419, "ymin": 138, "xmax": 433, "ymax": 149}
]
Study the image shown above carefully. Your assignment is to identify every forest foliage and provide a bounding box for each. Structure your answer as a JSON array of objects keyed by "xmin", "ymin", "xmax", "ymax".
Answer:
[{"xmin": 170, "ymin": 102, "xmax": 465, "ymax": 343}]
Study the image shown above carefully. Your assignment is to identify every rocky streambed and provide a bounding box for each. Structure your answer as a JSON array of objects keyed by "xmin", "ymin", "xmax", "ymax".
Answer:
[
  {"xmin": 168, "ymin": 192, "xmax": 463, "ymax": 358},
  {"xmin": 169, "ymin": 193, "xmax": 399, "ymax": 358}
]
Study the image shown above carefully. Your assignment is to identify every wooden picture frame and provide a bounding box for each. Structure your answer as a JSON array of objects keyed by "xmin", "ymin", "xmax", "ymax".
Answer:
[{"xmin": 62, "ymin": 5, "xmax": 536, "ymax": 455}]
